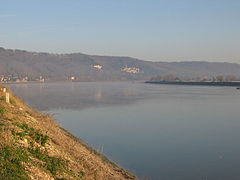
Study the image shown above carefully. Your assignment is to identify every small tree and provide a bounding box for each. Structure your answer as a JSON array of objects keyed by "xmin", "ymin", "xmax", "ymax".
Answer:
[
  {"xmin": 216, "ymin": 75, "xmax": 224, "ymax": 82},
  {"xmin": 225, "ymin": 75, "xmax": 237, "ymax": 82}
]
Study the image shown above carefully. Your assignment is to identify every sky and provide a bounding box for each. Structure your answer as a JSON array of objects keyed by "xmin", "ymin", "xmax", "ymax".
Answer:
[{"xmin": 0, "ymin": 0, "xmax": 240, "ymax": 62}]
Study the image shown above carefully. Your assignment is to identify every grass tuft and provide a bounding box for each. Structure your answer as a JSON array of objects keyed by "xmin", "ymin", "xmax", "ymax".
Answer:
[
  {"xmin": 28, "ymin": 147, "xmax": 65, "ymax": 176},
  {"xmin": 0, "ymin": 106, "xmax": 6, "ymax": 115},
  {"xmin": 13, "ymin": 123, "xmax": 49, "ymax": 146},
  {"xmin": 0, "ymin": 146, "xmax": 29, "ymax": 180},
  {"xmin": 0, "ymin": 96, "xmax": 5, "ymax": 101}
]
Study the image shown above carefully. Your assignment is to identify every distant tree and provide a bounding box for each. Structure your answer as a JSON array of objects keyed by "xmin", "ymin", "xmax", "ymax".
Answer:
[
  {"xmin": 149, "ymin": 74, "xmax": 182, "ymax": 82},
  {"xmin": 162, "ymin": 74, "xmax": 177, "ymax": 81},
  {"xmin": 216, "ymin": 75, "xmax": 224, "ymax": 82},
  {"xmin": 150, "ymin": 75, "xmax": 162, "ymax": 82},
  {"xmin": 174, "ymin": 77, "xmax": 181, "ymax": 81},
  {"xmin": 212, "ymin": 77, "xmax": 216, "ymax": 82},
  {"xmin": 225, "ymin": 75, "xmax": 237, "ymax": 82}
]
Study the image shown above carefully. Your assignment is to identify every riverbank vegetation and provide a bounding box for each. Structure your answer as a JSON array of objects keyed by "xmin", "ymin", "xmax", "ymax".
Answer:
[{"xmin": 149, "ymin": 74, "xmax": 240, "ymax": 82}]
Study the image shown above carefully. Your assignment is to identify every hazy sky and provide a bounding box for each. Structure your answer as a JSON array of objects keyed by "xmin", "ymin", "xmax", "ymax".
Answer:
[{"xmin": 1, "ymin": 0, "xmax": 240, "ymax": 62}]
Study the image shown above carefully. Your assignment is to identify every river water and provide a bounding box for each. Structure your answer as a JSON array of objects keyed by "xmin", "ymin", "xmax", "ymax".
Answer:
[{"xmin": 8, "ymin": 82, "xmax": 240, "ymax": 180}]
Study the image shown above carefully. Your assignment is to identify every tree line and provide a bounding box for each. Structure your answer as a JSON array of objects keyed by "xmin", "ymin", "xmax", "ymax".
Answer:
[{"xmin": 149, "ymin": 74, "xmax": 240, "ymax": 82}]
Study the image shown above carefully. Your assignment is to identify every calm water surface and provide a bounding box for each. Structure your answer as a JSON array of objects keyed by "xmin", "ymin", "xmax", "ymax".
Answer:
[{"xmin": 8, "ymin": 82, "xmax": 240, "ymax": 180}]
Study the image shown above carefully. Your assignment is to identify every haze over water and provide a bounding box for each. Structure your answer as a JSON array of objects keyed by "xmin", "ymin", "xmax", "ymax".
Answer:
[{"xmin": 8, "ymin": 82, "xmax": 240, "ymax": 180}]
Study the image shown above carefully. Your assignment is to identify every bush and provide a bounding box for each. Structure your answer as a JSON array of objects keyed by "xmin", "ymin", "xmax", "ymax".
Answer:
[
  {"xmin": 14, "ymin": 123, "xmax": 49, "ymax": 146},
  {"xmin": 79, "ymin": 171, "xmax": 85, "ymax": 179},
  {"xmin": 10, "ymin": 98, "xmax": 16, "ymax": 104},
  {"xmin": 28, "ymin": 147, "xmax": 65, "ymax": 175},
  {"xmin": 0, "ymin": 146, "xmax": 29, "ymax": 180},
  {"xmin": 0, "ymin": 106, "xmax": 6, "ymax": 115}
]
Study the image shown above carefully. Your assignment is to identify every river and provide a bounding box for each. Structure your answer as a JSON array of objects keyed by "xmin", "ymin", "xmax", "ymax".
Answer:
[{"xmin": 8, "ymin": 82, "xmax": 240, "ymax": 180}]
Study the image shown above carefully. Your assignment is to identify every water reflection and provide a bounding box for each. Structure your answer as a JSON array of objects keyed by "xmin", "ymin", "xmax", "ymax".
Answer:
[
  {"xmin": 8, "ymin": 82, "xmax": 238, "ymax": 113},
  {"xmin": 8, "ymin": 82, "xmax": 150, "ymax": 111}
]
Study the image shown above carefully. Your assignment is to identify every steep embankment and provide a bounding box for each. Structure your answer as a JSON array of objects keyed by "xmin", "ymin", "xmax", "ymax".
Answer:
[{"xmin": 0, "ymin": 86, "xmax": 136, "ymax": 180}]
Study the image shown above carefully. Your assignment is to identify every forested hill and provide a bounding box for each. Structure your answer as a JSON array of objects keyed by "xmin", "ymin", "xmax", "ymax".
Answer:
[{"xmin": 1, "ymin": 47, "xmax": 240, "ymax": 82}]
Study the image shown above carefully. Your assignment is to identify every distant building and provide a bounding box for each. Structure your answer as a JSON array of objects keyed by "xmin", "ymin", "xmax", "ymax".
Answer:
[
  {"xmin": 93, "ymin": 65, "xmax": 103, "ymax": 70},
  {"xmin": 39, "ymin": 76, "xmax": 45, "ymax": 82},
  {"xmin": 121, "ymin": 66, "xmax": 143, "ymax": 74}
]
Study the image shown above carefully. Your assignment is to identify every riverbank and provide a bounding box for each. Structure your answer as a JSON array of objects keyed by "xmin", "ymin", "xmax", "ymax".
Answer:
[
  {"xmin": 145, "ymin": 81, "xmax": 240, "ymax": 87},
  {"xmin": 0, "ymin": 86, "xmax": 136, "ymax": 180}
]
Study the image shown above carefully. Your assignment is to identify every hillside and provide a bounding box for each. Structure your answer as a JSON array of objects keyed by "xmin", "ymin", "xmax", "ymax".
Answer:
[
  {"xmin": 1, "ymin": 47, "xmax": 240, "ymax": 82},
  {"xmin": 0, "ymin": 86, "xmax": 136, "ymax": 180}
]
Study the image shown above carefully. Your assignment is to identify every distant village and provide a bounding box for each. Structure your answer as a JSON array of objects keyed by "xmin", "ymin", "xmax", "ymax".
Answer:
[
  {"xmin": 1, "ymin": 63, "xmax": 240, "ymax": 83},
  {"xmin": 0, "ymin": 75, "xmax": 45, "ymax": 83},
  {"xmin": 0, "ymin": 65, "xmax": 144, "ymax": 83}
]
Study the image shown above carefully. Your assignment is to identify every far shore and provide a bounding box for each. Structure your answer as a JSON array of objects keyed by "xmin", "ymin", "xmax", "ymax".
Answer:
[
  {"xmin": 145, "ymin": 81, "xmax": 240, "ymax": 87},
  {"xmin": 2, "ymin": 80, "xmax": 145, "ymax": 85}
]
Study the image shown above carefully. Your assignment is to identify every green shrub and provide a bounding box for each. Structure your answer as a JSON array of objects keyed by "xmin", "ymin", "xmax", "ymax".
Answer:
[
  {"xmin": 0, "ymin": 146, "xmax": 29, "ymax": 180},
  {"xmin": 10, "ymin": 98, "xmax": 16, "ymax": 104},
  {"xmin": 28, "ymin": 147, "xmax": 65, "ymax": 176},
  {"xmin": 79, "ymin": 171, "xmax": 85, "ymax": 179},
  {"xmin": 13, "ymin": 123, "xmax": 29, "ymax": 130},
  {"xmin": 30, "ymin": 130, "xmax": 49, "ymax": 146},
  {"xmin": 46, "ymin": 156, "xmax": 64, "ymax": 175},
  {"xmin": 0, "ymin": 106, "xmax": 6, "ymax": 115},
  {"xmin": 14, "ymin": 123, "xmax": 49, "ymax": 146}
]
